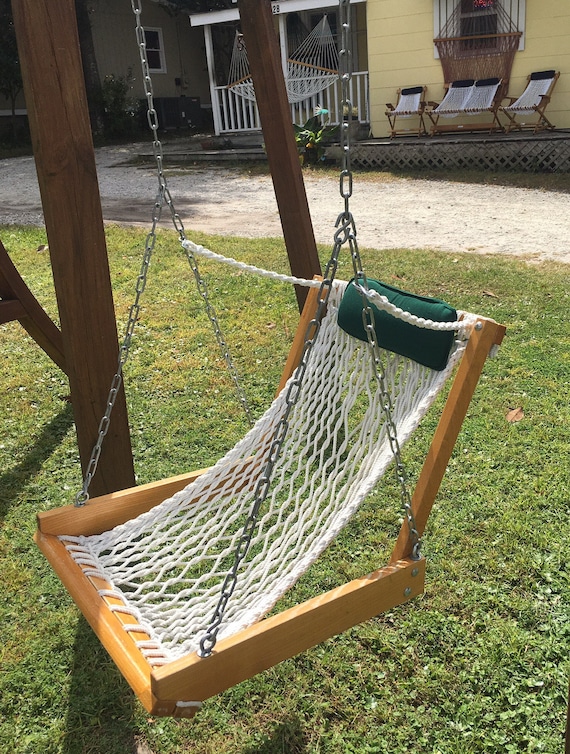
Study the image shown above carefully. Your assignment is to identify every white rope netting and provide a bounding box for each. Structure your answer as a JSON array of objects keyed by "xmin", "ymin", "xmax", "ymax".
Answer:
[
  {"xmin": 433, "ymin": 80, "xmax": 501, "ymax": 118},
  {"xmin": 61, "ymin": 280, "xmax": 476, "ymax": 668},
  {"xmin": 436, "ymin": 83, "xmax": 475, "ymax": 118},
  {"xmin": 503, "ymin": 75, "xmax": 554, "ymax": 114},
  {"xmin": 228, "ymin": 16, "xmax": 339, "ymax": 104},
  {"xmin": 391, "ymin": 91, "xmax": 423, "ymax": 118},
  {"xmin": 463, "ymin": 80, "xmax": 501, "ymax": 115}
]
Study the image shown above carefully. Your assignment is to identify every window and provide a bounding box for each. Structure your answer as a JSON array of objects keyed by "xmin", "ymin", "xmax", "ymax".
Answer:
[
  {"xmin": 460, "ymin": 0, "xmax": 498, "ymax": 49},
  {"xmin": 434, "ymin": 0, "xmax": 526, "ymax": 51},
  {"xmin": 144, "ymin": 28, "xmax": 167, "ymax": 73},
  {"xmin": 434, "ymin": 0, "xmax": 524, "ymax": 82}
]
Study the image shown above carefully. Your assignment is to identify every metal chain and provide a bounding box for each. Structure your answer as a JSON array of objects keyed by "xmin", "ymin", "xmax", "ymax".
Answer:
[
  {"xmin": 132, "ymin": 0, "xmax": 252, "ymax": 425},
  {"xmin": 338, "ymin": 0, "xmax": 420, "ymax": 559},
  {"xmin": 198, "ymin": 0, "xmax": 421, "ymax": 653},
  {"xmin": 74, "ymin": 1, "xmax": 252, "ymax": 506},
  {"xmin": 199, "ymin": 214, "xmax": 344, "ymax": 658},
  {"xmin": 75, "ymin": 185, "xmax": 164, "ymax": 506}
]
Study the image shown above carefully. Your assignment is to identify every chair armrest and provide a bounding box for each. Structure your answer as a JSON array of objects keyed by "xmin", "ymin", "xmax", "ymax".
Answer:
[
  {"xmin": 427, "ymin": 101, "xmax": 439, "ymax": 108},
  {"xmin": 385, "ymin": 103, "xmax": 395, "ymax": 111}
]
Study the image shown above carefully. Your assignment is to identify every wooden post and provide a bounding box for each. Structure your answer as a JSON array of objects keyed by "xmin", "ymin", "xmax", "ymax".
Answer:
[
  {"xmin": 237, "ymin": 0, "xmax": 322, "ymax": 311},
  {"xmin": 0, "ymin": 238, "xmax": 67, "ymax": 374},
  {"xmin": 12, "ymin": 0, "xmax": 135, "ymax": 496}
]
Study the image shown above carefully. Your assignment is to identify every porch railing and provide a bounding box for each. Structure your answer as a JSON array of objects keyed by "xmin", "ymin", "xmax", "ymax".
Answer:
[{"xmin": 212, "ymin": 71, "xmax": 369, "ymax": 135}]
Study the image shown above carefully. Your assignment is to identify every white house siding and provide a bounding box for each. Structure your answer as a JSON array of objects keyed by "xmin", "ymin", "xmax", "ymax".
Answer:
[{"xmin": 90, "ymin": 0, "xmax": 209, "ymax": 104}]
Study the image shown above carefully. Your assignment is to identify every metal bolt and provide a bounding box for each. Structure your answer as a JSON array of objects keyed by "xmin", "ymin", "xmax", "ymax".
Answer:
[
  {"xmin": 404, "ymin": 587, "xmax": 412, "ymax": 597},
  {"xmin": 411, "ymin": 568, "xmax": 419, "ymax": 577}
]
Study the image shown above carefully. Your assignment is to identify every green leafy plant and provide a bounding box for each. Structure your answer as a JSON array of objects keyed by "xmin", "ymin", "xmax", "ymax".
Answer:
[
  {"xmin": 293, "ymin": 107, "xmax": 339, "ymax": 164},
  {"xmin": 100, "ymin": 69, "xmax": 140, "ymax": 140}
]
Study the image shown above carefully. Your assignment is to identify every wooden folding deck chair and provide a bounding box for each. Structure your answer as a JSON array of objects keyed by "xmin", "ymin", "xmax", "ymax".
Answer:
[
  {"xmin": 385, "ymin": 86, "xmax": 427, "ymax": 137},
  {"xmin": 499, "ymin": 70, "xmax": 560, "ymax": 133},
  {"xmin": 426, "ymin": 78, "xmax": 504, "ymax": 135},
  {"xmin": 36, "ymin": 279, "xmax": 505, "ymax": 718}
]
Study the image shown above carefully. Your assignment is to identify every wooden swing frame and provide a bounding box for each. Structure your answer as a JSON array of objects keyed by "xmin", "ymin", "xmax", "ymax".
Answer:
[{"xmin": 36, "ymin": 283, "xmax": 505, "ymax": 717}]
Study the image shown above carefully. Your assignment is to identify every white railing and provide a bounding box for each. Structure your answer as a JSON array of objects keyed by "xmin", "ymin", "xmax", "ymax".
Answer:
[{"xmin": 212, "ymin": 71, "xmax": 369, "ymax": 134}]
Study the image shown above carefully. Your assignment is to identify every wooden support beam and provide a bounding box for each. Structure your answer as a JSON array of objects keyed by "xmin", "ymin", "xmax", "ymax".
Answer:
[
  {"xmin": 11, "ymin": 0, "xmax": 135, "ymax": 496},
  {"xmin": 0, "ymin": 238, "xmax": 67, "ymax": 373},
  {"xmin": 237, "ymin": 0, "xmax": 322, "ymax": 311}
]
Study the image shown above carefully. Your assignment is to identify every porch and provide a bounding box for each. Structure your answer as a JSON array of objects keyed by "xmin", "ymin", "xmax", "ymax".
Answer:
[
  {"xmin": 344, "ymin": 129, "xmax": 570, "ymax": 172},
  {"xmin": 145, "ymin": 129, "xmax": 570, "ymax": 173},
  {"xmin": 211, "ymin": 70, "xmax": 370, "ymax": 135}
]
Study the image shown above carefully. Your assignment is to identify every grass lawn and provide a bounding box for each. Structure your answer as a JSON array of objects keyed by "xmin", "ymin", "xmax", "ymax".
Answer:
[{"xmin": 0, "ymin": 222, "xmax": 569, "ymax": 754}]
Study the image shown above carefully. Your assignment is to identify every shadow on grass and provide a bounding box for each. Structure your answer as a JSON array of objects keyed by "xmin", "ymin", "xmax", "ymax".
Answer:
[
  {"xmin": 61, "ymin": 617, "xmax": 140, "ymax": 754},
  {"xmin": 0, "ymin": 403, "xmax": 74, "ymax": 520},
  {"xmin": 242, "ymin": 716, "xmax": 308, "ymax": 754}
]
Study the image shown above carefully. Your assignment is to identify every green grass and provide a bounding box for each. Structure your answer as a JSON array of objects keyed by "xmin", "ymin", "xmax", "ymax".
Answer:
[{"xmin": 0, "ymin": 223, "xmax": 569, "ymax": 754}]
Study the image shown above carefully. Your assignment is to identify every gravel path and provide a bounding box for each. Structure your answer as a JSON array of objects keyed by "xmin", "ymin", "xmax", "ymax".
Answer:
[{"xmin": 2, "ymin": 144, "xmax": 569, "ymax": 264}]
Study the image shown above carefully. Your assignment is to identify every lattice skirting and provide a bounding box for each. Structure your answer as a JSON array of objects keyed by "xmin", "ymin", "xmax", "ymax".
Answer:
[{"xmin": 345, "ymin": 136, "xmax": 570, "ymax": 173}]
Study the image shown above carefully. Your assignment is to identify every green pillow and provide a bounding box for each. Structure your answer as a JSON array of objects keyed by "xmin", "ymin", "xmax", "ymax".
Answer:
[{"xmin": 337, "ymin": 278, "xmax": 457, "ymax": 371}]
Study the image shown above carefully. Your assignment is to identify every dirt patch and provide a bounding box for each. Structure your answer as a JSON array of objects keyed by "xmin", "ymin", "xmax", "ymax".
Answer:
[{"xmin": 1, "ymin": 145, "xmax": 569, "ymax": 265}]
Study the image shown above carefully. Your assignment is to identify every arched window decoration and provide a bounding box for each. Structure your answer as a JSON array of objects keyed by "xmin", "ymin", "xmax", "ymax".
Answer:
[{"xmin": 434, "ymin": 0, "xmax": 524, "ymax": 83}]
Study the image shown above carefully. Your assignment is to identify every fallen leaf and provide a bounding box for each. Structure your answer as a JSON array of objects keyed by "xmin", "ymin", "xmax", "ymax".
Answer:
[
  {"xmin": 483, "ymin": 290, "xmax": 499, "ymax": 298},
  {"xmin": 506, "ymin": 406, "xmax": 524, "ymax": 423}
]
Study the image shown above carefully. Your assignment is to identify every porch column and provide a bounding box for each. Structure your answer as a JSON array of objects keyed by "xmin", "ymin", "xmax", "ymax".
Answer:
[
  {"xmin": 203, "ymin": 24, "xmax": 222, "ymax": 136},
  {"xmin": 278, "ymin": 13, "xmax": 288, "ymax": 74}
]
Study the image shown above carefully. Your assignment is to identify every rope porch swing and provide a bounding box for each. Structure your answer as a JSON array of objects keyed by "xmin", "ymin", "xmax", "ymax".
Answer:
[{"xmin": 35, "ymin": 0, "xmax": 506, "ymax": 719}]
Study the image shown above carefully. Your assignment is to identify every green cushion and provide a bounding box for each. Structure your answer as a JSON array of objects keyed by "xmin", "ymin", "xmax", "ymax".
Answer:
[{"xmin": 337, "ymin": 279, "xmax": 457, "ymax": 371}]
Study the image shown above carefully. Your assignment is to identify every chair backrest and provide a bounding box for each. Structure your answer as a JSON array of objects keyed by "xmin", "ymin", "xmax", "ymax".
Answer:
[
  {"xmin": 436, "ymin": 79, "xmax": 475, "ymax": 114},
  {"xmin": 509, "ymin": 70, "xmax": 558, "ymax": 112},
  {"xmin": 466, "ymin": 77, "xmax": 501, "ymax": 113},
  {"xmin": 394, "ymin": 85, "xmax": 425, "ymax": 114}
]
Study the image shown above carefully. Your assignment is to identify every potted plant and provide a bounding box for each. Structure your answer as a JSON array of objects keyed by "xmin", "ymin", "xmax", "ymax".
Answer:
[{"xmin": 293, "ymin": 107, "xmax": 339, "ymax": 165}]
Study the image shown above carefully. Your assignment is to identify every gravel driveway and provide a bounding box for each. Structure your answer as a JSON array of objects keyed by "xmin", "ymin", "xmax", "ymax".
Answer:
[{"xmin": 1, "ymin": 144, "xmax": 569, "ymax": 264}]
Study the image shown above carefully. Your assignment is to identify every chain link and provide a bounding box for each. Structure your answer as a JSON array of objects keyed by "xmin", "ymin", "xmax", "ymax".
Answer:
[
  {"xmin": 74, "ymin": 1, "xmax": 252, "ymax": 506},
  {"xmin": 199, "ymin": 230, "xmax": 341, "ymax": 658},
  {"xmin": 75, "ymin": 178, "xmax": 164, "ymax": 506},
  {"xmin": 337, "ymin": 0, "xmax": 420, "ymax": 559},
  {"xmin": 133, "ymin": 2, "xmax": 253, "ymax": 427},
  {"xmin": 198, "ymin": 0, "xmax": 422, "ymax": 653}
]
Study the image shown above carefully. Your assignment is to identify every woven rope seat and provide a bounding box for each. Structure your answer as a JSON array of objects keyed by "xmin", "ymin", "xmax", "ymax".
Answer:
[{"xmin": 58, "ymin": 280, "xmax": 475, "ymax": 665}]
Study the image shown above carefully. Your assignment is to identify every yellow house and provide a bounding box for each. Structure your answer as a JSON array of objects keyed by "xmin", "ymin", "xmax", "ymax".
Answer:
[
  {"xmin": 187, "ymin": 0, "xmax": 568, "ymax": 138},
  {"xmin": 368, "ymin": 0, "xmax": 570, "ymax": 137},
  {"xmin": 4, "ymin": 0, "xmax": 568, "ymax": 141}
]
